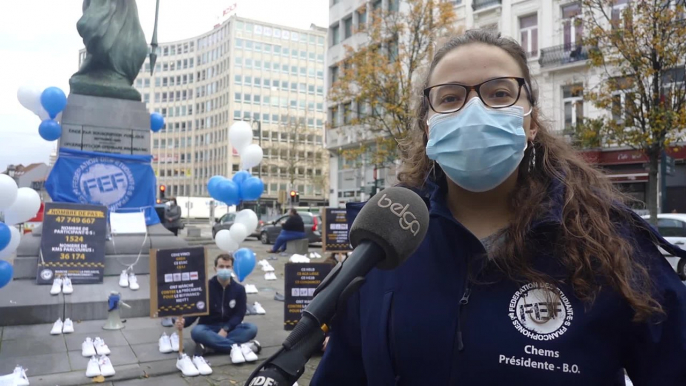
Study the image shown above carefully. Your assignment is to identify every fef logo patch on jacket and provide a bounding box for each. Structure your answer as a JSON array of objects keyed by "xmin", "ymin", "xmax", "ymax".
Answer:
[{"xmin": 509, "ymin": 283, "xmax": 574, "ymax": 341}]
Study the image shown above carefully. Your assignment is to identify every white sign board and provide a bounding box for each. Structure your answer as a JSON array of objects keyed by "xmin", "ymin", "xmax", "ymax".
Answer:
[{"xmin": 110, "ymin": 212, "xmax": 147, "ymax": 235}]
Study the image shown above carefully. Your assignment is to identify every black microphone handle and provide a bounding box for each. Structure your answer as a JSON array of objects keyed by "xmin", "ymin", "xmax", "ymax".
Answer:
[{"xmin": 245, "ymin": 322, "xmax": 326, "ymax": 386}]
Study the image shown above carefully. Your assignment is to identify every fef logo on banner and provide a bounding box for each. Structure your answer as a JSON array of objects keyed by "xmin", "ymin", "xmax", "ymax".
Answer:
[
  {"xmin": 46, "ymin": 148, "xmax": 160, "ymax": 226},
  {"xmin": 73, "ymin": 158, "xmax": 136, "ymax": 209}
]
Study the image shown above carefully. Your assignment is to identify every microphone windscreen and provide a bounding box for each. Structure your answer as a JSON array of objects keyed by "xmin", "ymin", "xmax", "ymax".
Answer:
[{"xmin": 349, "ymin": 187, "xmax": 429, "ymax": 270}]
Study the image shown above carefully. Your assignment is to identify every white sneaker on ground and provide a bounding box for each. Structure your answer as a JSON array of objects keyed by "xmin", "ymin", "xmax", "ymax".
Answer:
[
  {"xmin": 82, "ymin": 337, "xmax": 96, "ymax": 357},
  {"xmin": 50, "ymin": 278, "xmax": 62, "ymax": 295},
  {"xmin": 270, "ymin": 272, "xmax": 278, "ymax": 280},
  {"xmin": 13, "ymin": 366, "xmax": 29, "ymax": 386},
  {"xmin": 170, "ymin": 331, "xmax": 180, "ymax": 351},
  {"xmin": 254, "ymin": 302, "xmax": 266, "ymax": 315},
  {"xmin": 62, "ymin": 318, "xmax": 74, "ymax": 333},
  {"xmin": 118, "ymin": 270, "xmax": 129, "ymax": 287},
  {"xmin": 176, "ymin": 353, "xmax": 200, "ymax": 376},
  {"xmin": 230, "ymin": 344, "xmax": 246, "ymax": 364},
  {"xmin": 85, "ymin": 356, "xmax": 101, "ymax": 377},
  {"xmin": 93, "ymin": 337, "xmax": 111, "ymax": 355},
  {"xmin": 241, "ymin": 344, "xmax": 259, "ymax": 362},
  {"xmin": 245, "ymin": 284, "xmax": 257, "ymax": 294},
  {"xmin": 192, "ymin": 356, "xmax": 213, "ymax": 375},
  {"xmin": 98, "ymin": 355, "xmax": 115, "ymax": 377},
  {"xmin": 50, "ymin": 319, "xmax": 63, "ymax": 335},
  {"xmin": 61, "ymin": 277, "xmax": 73, "ymax": 294},
  {"xmin": 128, "ymin": 272, "xmax": 139, "ymax": 290},
  {"xmin": 159, "ymin": 332, "xmax": 173, "ymax": 353},
  {"xmin": 258, "ymin": 259, "xmax": 268, "ymax": 267}
]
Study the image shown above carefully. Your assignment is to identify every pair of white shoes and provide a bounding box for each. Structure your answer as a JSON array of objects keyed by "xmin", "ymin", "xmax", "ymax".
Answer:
[
  {"xmin": 245, "ymin": 284, "xmax": 258, "ymax": 294},
  {"xmin": 50, "ymin": 277, "xmax": 73, "ymax": 295},
  {"xmin": 264, "ymin": 272, "xmax": 277, "ymax": 281},
  {"xmin": 118, "ymin": 270, "xmax": 140, "ymax": 290},
  {"xmin": 50, "ymin": 318, "xmax": 74, "ymax": 335},
  {"xmin": 230, "ymin": 343, "xmax": 259, "ymax": 364},
  {"xmin": 258, "ymin": 260, "xmax": 275, "ymax": 272},
  {"xmin": 82, "ymin": 337, "xmax": 111, "ymax": 357},
  {"xmin": 289, "ymin": 254, "xmax": 311, "ymax": 263},
  {"xmin": 307, "ymin": 252, "xmax": 321, "ymax": 259},
  {"xmin": 12, "ymin": 366, "xmax": 29, "ymax": 386},
  {"xmin": 176, "ymin": 353, "xmax": 212, "ymax": 376},
  {"xmin": 253, "ymin": 302, "xmax": 266, "ymax": 315},
  {"xmin": 85, "ymin": 355, "xmax": 115, "ymax": 377},
  {"xmin": 159, "ymin": 332, "xmax": 180, "ymax": 353}
]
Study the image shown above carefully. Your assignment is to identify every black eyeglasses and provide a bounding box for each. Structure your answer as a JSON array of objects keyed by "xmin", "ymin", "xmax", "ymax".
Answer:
[{"xmin": 423, "ymin": 77, "xmax": 533, "ymax": 114}]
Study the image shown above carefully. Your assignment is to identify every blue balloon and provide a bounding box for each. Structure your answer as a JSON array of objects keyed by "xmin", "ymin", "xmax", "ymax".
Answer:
[
  {"xmin": 0, "ymin": 260, "xmax": 13, "ymax": 289},
  {"xmin": 40, "ymin": 87, "xmax": 67, "ymax": 119},
  {"xmin": 232, "ymin": 170, "xmax": 250, "ymax": 185},
  {"xmin": 151, "ymin": 112, "xmax": 165, "ymax": 132},
  {"xmin": 216, "ymin": 179, "xmax": 240, "ymax": 205},
  {"xmin": 233, "ymin": 248, "xmax": 256, "ymax": 282},
  {"xmin": 207, "ymin": 176, "xmax": 225, "ymax": 200},
  {"xmin": 0, "ymin": 222, "xmax": 10, "ymax": 251},
  {"xmin": 240, "ymin": 177, "xmax": 264, "ymax": 201},
  {"xmin": 38, "ymin": 119, "xmax": 62, "ymax": 141}
]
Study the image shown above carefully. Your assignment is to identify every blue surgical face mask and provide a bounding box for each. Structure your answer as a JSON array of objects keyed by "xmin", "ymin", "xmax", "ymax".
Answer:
[
  {"xmin": 426, "ymin": 98, "xmax": 529, "ymax": 192},
  {"xmin": 217, "ymin": 268, "xmax": 232, "ymax": 281}
]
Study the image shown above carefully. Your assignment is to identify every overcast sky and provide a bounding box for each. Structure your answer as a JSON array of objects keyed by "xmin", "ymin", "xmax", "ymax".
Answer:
[{"xmin": 0, "ymin": 0, "xmax": 328, "ymax": 170}]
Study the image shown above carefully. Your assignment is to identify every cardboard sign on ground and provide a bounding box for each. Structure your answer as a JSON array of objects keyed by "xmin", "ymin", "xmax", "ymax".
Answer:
[{"xmin": 284, "ymin": 262, "xmax": 334, "ymax": 330}]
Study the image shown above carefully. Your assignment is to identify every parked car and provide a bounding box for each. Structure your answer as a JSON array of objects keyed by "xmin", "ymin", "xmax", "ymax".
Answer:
[
  {"xmin": 259, "ymin": 212, "xmax": 322, "ymax": 245},
  {"xmin": 212, "ymin": 213, "xmax": 273, "ymax": 240},
  {"xmin": 641, "ymin": 213, "xmax": 686, "ymax": 279}
]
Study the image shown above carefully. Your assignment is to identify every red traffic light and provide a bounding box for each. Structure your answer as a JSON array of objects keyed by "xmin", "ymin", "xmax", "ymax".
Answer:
[
  {"xmin": 160, "ymin": 185, "xmax": 166, "ymax": 192},
  {"xmin": 290, "ymin": 190, "xmax": 296, "ymax": 197}
]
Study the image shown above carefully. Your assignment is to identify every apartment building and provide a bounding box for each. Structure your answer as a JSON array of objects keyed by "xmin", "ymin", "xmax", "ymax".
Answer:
[{"xmin": 79, "ymin": 16, "xmax": 330, "ymax": 214}]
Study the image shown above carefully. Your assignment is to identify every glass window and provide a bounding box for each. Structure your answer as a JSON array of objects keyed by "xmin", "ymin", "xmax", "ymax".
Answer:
[
  {"xmin": 317, "ymin": 36, "xmax": 324, "ymax": 46},
  {"xmin": 236, "ymin": 38, "xmax": 243, "ymax": 48},
  {"xmin": 300, "ymin": 51, "xmax": 307, "ymax": 59},
  {"xmin": 264, "ymin": 44, "xmax": 272, "ymax": 53},
  {"xmin": 245, "ymin": 58, "xmax": 252, "ymax": 68},
  {"xmin": 235, "ymin": 74, "xmax": 242, "ymax": 84},
  {"xmin": 562, "ymin": 3, "xmax": 583, "ymax": 50},
  {"xmin": 274, "ymin": 46, "xmax": 281, "ymax": 54},
  {"xmin": 308, "ymin": 85, "xmax": 315, "ymax": 94},
  {"xmin": 331, "ymin": 25, "xmax": 340, "ymax": 46},
  {"xmin": 563, "ymin": 84, "xmax": 584, "ymax": 129},
  {"xmin": 234, "ymin": 111, "xmax": 241, "ymax": 119},
  {"xmin": 344, "ymin": 16, "xmax": 353, "ymax": 39},
  {"xmin": 246, "ymin": 40, "xmax": 254, "ymax": 50},
  {"xmin": 254, "ymin": 77, "xmax": 261, "ymax": 86},
  {"xmin": 235, "ymin": 92, "xmax": 241, "ymax": 102},
  {"xmin": 235, "ymin": 57, "xmax": 243, "ymax": 66},
  {"xmin": 519, "ymin": 14, "xmax": 539, "ymax": 57},
  {"xmin": 658, "ymin": 219, "xmax": 686, "ymax": 237}
]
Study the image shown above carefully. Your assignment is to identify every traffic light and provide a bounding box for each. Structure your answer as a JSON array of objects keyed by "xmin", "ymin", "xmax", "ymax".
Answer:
[
  {"xmin": 289, "ymin": 190, "xmax": 296, "ymax": 204},
  {"xmin": 159, "ymin": 185, "xmax": 166, "ymax": 200}
]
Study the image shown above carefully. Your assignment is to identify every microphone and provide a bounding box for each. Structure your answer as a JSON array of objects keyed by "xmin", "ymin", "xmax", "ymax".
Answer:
[{"xmin": 245, "ymin": 187, "xmax": 430, "ymax": 386}]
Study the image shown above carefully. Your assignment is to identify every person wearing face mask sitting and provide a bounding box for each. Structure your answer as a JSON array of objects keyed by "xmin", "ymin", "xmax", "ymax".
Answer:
[{"xmin": 175, "ymin": 254, "xmax": 258, "ymax": 360}]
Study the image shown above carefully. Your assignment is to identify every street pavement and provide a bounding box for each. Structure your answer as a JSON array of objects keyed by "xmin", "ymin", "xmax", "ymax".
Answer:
[{"xmin": 0, "ymin": 234, "xmax": 327, "ymax": 386}]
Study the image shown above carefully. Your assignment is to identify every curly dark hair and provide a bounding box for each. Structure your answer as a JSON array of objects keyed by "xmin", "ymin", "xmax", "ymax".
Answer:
[{"xmin": 397, "ymin": 29, "xmax": 661, "ymax": 322}]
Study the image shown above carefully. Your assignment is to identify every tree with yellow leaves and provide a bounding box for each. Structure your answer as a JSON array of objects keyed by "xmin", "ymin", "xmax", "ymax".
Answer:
[
  {"xmin": 580, "ymin": 0, "xmax": 686, "ymax": 223},
  {"xmin": 329, "ymin": 0, "xmax": 457, "ymax": 188}
]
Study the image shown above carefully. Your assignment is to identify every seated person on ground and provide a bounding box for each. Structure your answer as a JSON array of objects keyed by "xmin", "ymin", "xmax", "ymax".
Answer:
[
  {"xmin": 268, "ymin": 209, "xmax": 306, "ymax": 254},
  {"xmin": 175, "ymin": 253, "xmax": 257, "ymax": 355}
]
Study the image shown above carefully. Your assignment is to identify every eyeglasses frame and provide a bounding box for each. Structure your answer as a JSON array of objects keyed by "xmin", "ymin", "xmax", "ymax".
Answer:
[{"xmin": 423, "ymin": 76, "xmax": 535, "ymax": 114}]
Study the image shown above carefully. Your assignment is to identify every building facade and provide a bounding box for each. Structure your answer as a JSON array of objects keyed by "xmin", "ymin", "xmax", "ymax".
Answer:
[
  {"xmin": 326, "ymin": 0, "xmax": 686, "ymax": 212},
  {"xmin": 78, "ymin": 16, "xmax": 330, "ymax": 215}
]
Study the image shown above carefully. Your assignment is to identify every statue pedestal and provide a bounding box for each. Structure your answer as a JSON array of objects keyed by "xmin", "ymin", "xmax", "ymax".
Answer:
[{"xmin": 14, "ymin": 94, "xmax": 188, "ymax": 279}]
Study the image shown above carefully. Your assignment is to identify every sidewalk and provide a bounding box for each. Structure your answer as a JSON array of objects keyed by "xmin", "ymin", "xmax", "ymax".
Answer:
[{"xmin": 0, "ymin": 241, "xmax": 326, "ymax": 386}]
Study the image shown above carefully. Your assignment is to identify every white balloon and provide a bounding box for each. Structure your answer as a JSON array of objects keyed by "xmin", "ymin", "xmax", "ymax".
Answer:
[
  {"xmin": 3, "ymin": 188, "xmax": 41, "ymax": 226},
  {"xmin": 241, "ymin": 144, "xmax": 264, "ymax": 169},
  {"xmin": 215, "ymin": 229, "xmax": 239, "ymax": 252},
  {"xmin": 34, "ymin": 106, "xmax": 50, "ymax": 121},
  {"xmin": 229, "ymin": 121, "xmax": 253, "ymax": 155},
  {"xmin": 0, "ymin": 174, "xmax": 18, "ymax": 210},
  {"xmin": 229, "ymin": 223, "xmax": 249, "ymax": 243},
  {"xmin": 0, "ymin": 226, "xmax": 21, "ymax": 259},
  {"xmin": 17, "ymin": 85, "xmax": 43, "ymax": 113},
  {"xmin": 235, "ymin": 209, "xmax": 258, "ymax": 233}
]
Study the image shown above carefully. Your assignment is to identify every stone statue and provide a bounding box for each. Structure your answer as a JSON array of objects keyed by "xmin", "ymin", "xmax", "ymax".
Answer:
[{"xmin": 69, "ymin": 0, "xmax": 149, "ymax": 101}]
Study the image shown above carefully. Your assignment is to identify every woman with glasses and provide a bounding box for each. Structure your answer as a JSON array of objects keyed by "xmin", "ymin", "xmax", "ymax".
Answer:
[{"xmin": 312, "ymin": 30, "xmax": 686, "ymax": 385}]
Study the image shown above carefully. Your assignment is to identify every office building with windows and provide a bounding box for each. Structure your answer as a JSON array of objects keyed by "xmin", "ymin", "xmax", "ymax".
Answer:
[
  {"xmin": 78, "ymin": 16, "xmax": 330, "ymax": 213},
  {"xmin": 326, "ymin": 0, "xmax": 686, "ymax": 212}
]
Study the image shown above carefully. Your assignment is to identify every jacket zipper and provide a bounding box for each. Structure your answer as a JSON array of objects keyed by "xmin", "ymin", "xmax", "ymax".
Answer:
[
  {"xmin": 221, "ymin": 286, "xmax": 226, "ymax": 319},
  {"xmin": 456, "ymin": 284, "xmax": 472, "ymax": 351}
]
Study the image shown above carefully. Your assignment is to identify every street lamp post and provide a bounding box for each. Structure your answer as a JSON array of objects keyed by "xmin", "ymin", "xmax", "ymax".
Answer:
[{"xmin": 252, "ymin": 119, "xmax": 262, "ymax": 217}]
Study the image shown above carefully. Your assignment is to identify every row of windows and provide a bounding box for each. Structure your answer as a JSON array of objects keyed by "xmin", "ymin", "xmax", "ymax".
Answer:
[
  {"xmin": 236, "ymin": 20, "xmax": 325, "ymax": 46},
  {"xmin": 154, "ymin": 182, "xmax": 323, "ymax": 198},
  {"xmin": 234, "ymin": 111, "xmax": 325, "ymax": 128},
  {"xmin": 234, "ymin": 75, "xmax": 324, "ymax": 94},
  {"xmin": 161, "ymin": 42, "xmax": 195, "ymax": 57},
  {"xmin": 235, "ymin": 93, "xmax": 324, "ymax": 109},
  {"xmin": 235, "ymin": 39, "xmax": 324, "ymax": 61},
  {"xmin": 235, "ymin": 58, "xmax": 324, "ymax": 78}
]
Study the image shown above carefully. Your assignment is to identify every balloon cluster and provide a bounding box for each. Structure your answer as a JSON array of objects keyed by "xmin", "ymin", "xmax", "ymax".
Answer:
[
  {"xmin": 207, "ymin": 171, "xmax": 264, "ymax": 207},
  {"xmin": 214, "ymin": 209, "xmax": 258, "ymax": 282},
  {"xmin": 229, "ymin": 121, "xmax": 264, "ymax": 170},
  {"xmin": 0, "ymin": 175, "xmax": 42, "ymax": 289},
  {"xmin": 17, "ymin": 85, "xmax": 68, "ymax": 142}
]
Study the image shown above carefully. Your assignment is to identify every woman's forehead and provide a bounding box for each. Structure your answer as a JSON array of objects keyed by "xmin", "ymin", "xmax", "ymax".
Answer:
[{"xmin": 430, "ymin": 43, "xmax": 524, "ymax": 86}]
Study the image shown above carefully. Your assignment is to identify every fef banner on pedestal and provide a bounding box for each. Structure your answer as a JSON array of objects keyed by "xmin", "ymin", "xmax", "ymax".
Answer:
[{"xmin": 45, "ymin": 148, "xmax": 160, "ymax": 225}]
